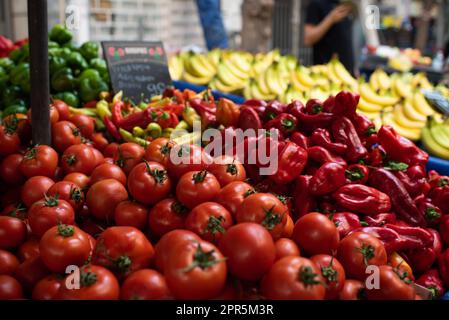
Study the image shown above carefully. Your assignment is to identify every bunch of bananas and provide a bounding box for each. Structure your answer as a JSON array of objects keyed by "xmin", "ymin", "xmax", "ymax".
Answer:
[{"xmin": 422, "ymin": 116, "xmax": 449, "ymax": 160}]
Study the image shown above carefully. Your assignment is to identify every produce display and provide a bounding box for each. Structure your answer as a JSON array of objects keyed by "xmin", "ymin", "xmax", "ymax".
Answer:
[
  {"xmin": 169, "ymin": 49, "xmax": 449, "ymax": 149},
  {"xmin": 1, "ymin": 83, "xmax": 449, "ymax": 300},
  {"xmin": 0, "ymin": 25, "xmax": 109, "ymax": 116}
]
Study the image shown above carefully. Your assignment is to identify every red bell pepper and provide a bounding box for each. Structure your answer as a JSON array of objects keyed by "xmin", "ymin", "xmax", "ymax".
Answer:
[
  {"xmin": 268, "ymin": 141, "xmax": 307, "ymax": 184},
  {"xmin": 377, "ymin": 125, "xmax": 429, "ymax": 167},
  {"xmin": 322, "ymin": 95, "xmax": 335, "ymax": 113},
  {"xmin": 429, "ymin": 184, "xmax": 449, "ymax": 215},
  {"xmin": 316, "ymin": 198, "xmax": 336, "ymax": 214},
  {"xmin": 362, "ymin": 213, "xmax": 396, "ymax": 227},
  {"xmin": 331, "ymin": 116, "xmax": 367, "ymax": 162},
  {"xmin": 327, "ymin": 212, "xmax": 361, "ymax": 238},
  {"xmin": 305, "ymin": 99, "xmax": 324, "ymax": 114},
  {"xmin": 352, "ymin": 113, "xmax": 376, "ymax": 138},
  {"xmin": 290, "ymin": 132, "xmax": 309, "ymax": 149},
  {"xmin": 288, "ymin": 100, "xmax": 334, "ymax": 132},
  {"xmin": 345, "ymin": 164, "xmax": 369, "ymax": 184},
  {"xmin": 293, "ymin": 175, "xmax": 316, "ymax": 219},
  {"xmin": 332, "ymin": 184, "xmax": 391, "ymax": 215},
  {"xmin": 265, "ymin": 113, "xmax": 298, "ymax": 136},
  {"xmin": 438, "ymin": 248, "xmax": 449, "ymax": 287},
  {"xmin": 310, "ymin": 128, "xmax": 347, "ymax": 155},
  {"xmin": 414, "ymin": 195, "xmax": 442, "ymax": 227},
  {"xmin": 285, "ymin": 100, "xmax": 303, "ymax": 119},
  {"xmin": 241, "ymin": 99, "xmax": 267, "ymax": 117},
  {"xmin": 439, "ymin": 215, "xmax": 449, "ymax": 247},
  {"xmin": 393, "ymin": 165, "xmax": 430, "ymax": 198},
  {"xmin": 309, "ymin": 162, "xmax": 346, "ymax": 195},
  {"xmin": 189, "ymin": 99, "xmax": 217, "ymax": 128},
  {"xmin": 157, "ymin": 111, "xmax": 179, "ymax": 129},
  {"xmin": 406, "ymin": 228, "xmax": 442, "ymax": 274},
  {"xmin": 366, "ymin": 144, "xmax": 386, "ymax": 167},
  {"xmin": 416, "ymin": 269, "xmax": 445, "ymax": 299},
  {"xmin": 369, "ymin": 168, "xmax": 426, "ymax": 226},
  {"xmin": 329, "ymin": 91, "xmax": 360, "ymax": 118},
  {"xmin": 263, "ymin": 100, "xmax": 287, "ymax": 120},
  {"xmin": 307, "ymin": 146, "xmax": 347, "ymax": 166}
]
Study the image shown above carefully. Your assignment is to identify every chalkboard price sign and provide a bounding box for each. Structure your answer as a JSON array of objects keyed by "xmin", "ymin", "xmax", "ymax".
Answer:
[{"xmin": 102, "ymin": 41, "xmax": 172, "ymax": 103}]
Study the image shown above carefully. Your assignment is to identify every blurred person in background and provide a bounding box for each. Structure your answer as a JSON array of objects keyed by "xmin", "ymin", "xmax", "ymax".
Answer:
[
  {"xmin": 196, "ymin": 0, "xmax": 229, "ymax": 50},
  {"xmin": 304, "ymin": 0, "xmax": 355, "ymax": 73}
]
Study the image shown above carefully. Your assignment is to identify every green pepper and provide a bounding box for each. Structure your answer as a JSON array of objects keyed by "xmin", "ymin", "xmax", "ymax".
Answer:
[
  {"xmin": 79, "ymin": 41, "xmax": 99, "ymax": 61},
  {"xmin": 2, "ymin": 104, "xmax": 28, "ymax": 118},
  {"xmin": 79, "ymin": 70, "xmax": 109, "ymax": 102},
  {"xmin": 51, "ymin": 67, "xmax": 76, "ymax": 92},
  {"xmin": 49, "ymin": 24, "xmax": 73, "ymax": 45},
  {"xmin": 53, "ymin": 91, "xmax": 80, "ymax": 107},
  {"xmin": 9, "ymin": 44, "xmax": 29, "ymax": 63},
  {"xmin": 89, "ymin": 58, "xmax": 107, "ymax": 74},
  {"xmin": 0, "ymin": 66, "xmax": 8, "ymax": 91},
  {"xmin": 10, "ymin": 62, "xmax": 30, "ymax": 93},
  {"xmin": 0, "ymin": 58, "xmax": 15, "ymax": 72},
  {"xmin": 67, "ymin": 51, "xmax": 88, "ymax": 72},
  {"xmin": 1, "ymin": 85, "xmax": 23, "ymax": 107},
  {"xmin": 62, "ymin": 42, "xmax": 78, "ymax": 51},
  {"xmin": 49, "ymin": 56, "xmax": 67, "ymax": 74},
  {"xmin": 48, "ymin": 41, "xmax": 60, "ymax": 49}
]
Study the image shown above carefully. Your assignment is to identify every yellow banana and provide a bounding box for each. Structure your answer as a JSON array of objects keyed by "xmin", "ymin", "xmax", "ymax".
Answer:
[
  {"xmin": 369, "ymin": 70, "xmax": 380, "ymax": 92},
  {"xmin": 182, "ymin": 71, "xmax": 212, "ymax": 85},
  {"xmin": 222, "ymin": 58, "xmax": 249, "ymax": 80},
  {"xmin": 359, "ymin": 83, "xmax": 399, "ymax": 106},
  {"xmin": 382, "ymin": 112, "xmax": 421, "ymax": 141},
  {"xmin": 295, "ymin": 66, "xmax": 315, "ymax": 87},
  {"xmin": 330, "ymin": 57, "xmax": 358, "ymax": 87},
  {"xmin": 217, "ymin": 63, "xmax": 246, "ymax": 87},
  {"xmin": 357, "ymin": 97, "xmax": 383, "ymax": 112},
  {"xmin": 412, "ymin": 92, "xmax": 436, "ymax": 116},
  {"xmin": 392, "ymin": 104, "xmax": 425, "ymax": 129},
  {"xmin": 403, "ymin": 99, "xmax": 428, "ymax": 122},
  {"xmin": 422, "ymin": 124, "xmax": 449, "ymax": 159},
  {"xmin": 251, "ymin": 81, "xmax": 276, "ymax": 100}
]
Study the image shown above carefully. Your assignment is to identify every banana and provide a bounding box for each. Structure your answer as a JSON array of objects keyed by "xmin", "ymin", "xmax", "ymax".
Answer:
[
  {"xmin": 186, "ymin": 54, "xmax": 215, "ymax": 78},
  {"xmin": 422, "ymin": 124, "xmax": 449, "ymax": 159},
  {"xmin": 217, "ymin": 63, "xmax": 246, "ymax": 87},
  {"xmin": 282, "ymin": 85, "xmax": 304, "ymax": 104},
  {"xmin": 295, "ymin": 66, "xmax": 315, "ymax": 87},
  {"xmin": 182, "ymin": 71, "xmax": 213, "ymax": 85},
  {"xmin": 357, "ymin": 97, "xmax": 383, "ymax": 112},
  {"xmin": 207, "ymin": 49, "xmax": 221, "ymax": 68},
  {"xmin": 251, "ymin": 80, "xmax": 276, "ymax": 100},
  {"xmin": 392, "ymin": 75, "xmax": 412, "ymax": 99},
  {"xmin": 369, "ymin": 70, "xmax": 380, "ymax": 92},
  {"xmin": 168, "ymin": 55, "xmax": 183, "ymax": 80},
  {"xmin": 229, "ymin": 53, "xmax": 252, "ymax": 74},
  {"xmin": 255, "ymin": 71, "xmax": 273, "ymax": 95},
  {"xmin": 403, "ymin": 99, "xmax": 428, "ymax": 122},
  {"xmin": 222, "ymin": 58, "xmax": 250, "ymax": 81},
  {"xmin": 357, "ymin": 109, "xmax": 381, "ymax": 120},
  {"xmin": 411, "ymin": 92, "xmax": 436, "ymax": 116},
  {"xmin": 243, "ymin": 82, "xmax": 252, "ymax": 100},
  {"xmin": 376, "ymin": 69, "xmax": 392, "ymax": 91},
  {"xmin": 359, "ymin": 83, "xmax": 399, "ymax": 106},
  {"xmin": 382, "ymin": 111, "xmax": 421, "ymax": 141},
  {"xmin": 392, "ymin": 104, "xmax": 425, "ymax": 129},
  {"xmin": 211, "ymin": 77, "xmax": 241, "ymax": 93},
  {"xmin": 290, "ymin": 69, "xmax": 310, "ymax": 92},
  {"xmin": 430, "ymin": 124, "xmax": 449, "ymax": 149},
  {"xmin": 195, "ymin": 54, "xmax": 216, "ymax": 75},
  {"xmin": 330, "ymin": 57, "xmax": 358, "ymax": 87},
  {"xmin": 326, "ymin": 63, "xmax": 342, "ymax": 86},
  {"xmin": 265, "ymin": 63, "xmax": 287, "ymax": 96}
]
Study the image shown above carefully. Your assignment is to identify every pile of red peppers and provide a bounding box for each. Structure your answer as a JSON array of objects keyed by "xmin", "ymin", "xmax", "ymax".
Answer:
[{"xmin": 226, "ymin": 91, "xmax": 449, "ymax": 299}]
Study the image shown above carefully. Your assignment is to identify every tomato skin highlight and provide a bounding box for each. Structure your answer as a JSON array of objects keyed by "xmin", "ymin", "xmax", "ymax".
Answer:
[
  {"xmin": 0, "ymin": 275, "xmax": 24, "ymax": 299},
  {"xmin": 219, "ymin": 223, "xmax": 275, "ymax": 281}
]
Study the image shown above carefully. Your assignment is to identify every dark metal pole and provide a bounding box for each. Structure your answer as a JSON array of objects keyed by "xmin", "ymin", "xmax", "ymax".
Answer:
[{"xmin": 28, "ymin": 0, "xmax": 51, "ymax": 145}]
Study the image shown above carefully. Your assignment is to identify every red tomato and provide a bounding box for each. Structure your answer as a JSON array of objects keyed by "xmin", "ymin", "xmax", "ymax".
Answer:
[
  {"xmin": 78, "ymin": 219, "xmax": 105, "ymax": 238},
  {"xmin": 311, "ymin": 254, "xmax": 346, "ymax": 299},
  {"xmin": 0, "ymin": 124, "xmax": 21, "ymax": 157},
  {"xmin": 176, "ymin": 170, "xmax": 221, "ymax": 209},
  {"xmin": 144, "ymin": 137, "xmax": 176, "ymax": 167},
  {"xmin": 236, "ymin": 193, "xmax": 288, "ymax": 240},
  {"xmin": 337, "ymin": 232, "xmax": 387, "ymax": 281},
  {"xmin": 47, "ymin": 181, "xmax": 84, "ymax": 212},
  {"xmin": 63, "ymin": 172, "xmax": 89, "ymax": 189},
  {"xmin": 92, "ymin": 226, "xmax": 154, "ymax": 275},
  {"xmin": 0, "ymin": 216, "xmax": 27, "ymax": 249},
  {"xmin": 339, "ymin": 279, "xmax": 365, "ymax": 300},
  {"xmin": 57, "ymin": 265, "xmax": 120, "ymax": 300},
  {"xmin": 0, "ymin": 275, "xmax": 24, "ymax": 299},
  {"xmin": 20, "ymin": 145, "xmax": 58, "ymax": 178},
  {"xmin": 17, "ymin": 238, "xmax": 40, "ymax": 261},
  {"xmin": 51, "ymin": 121, "xmax": 82, "ymax": 152},
  {"xmin": 185, "ymin": 202, "xmax": 233, "ymax": 243},
  {"xmin": 1, "ymin": 203, "xmax": 27, "ymax": 220},
  {"xmin": 90, "ymin": 146, "xmax": 104, "ymax": 168},
  {"xmin": 32, "ymin": 274, "xmax": 62, "ymax": 300},
  {"xmin": 0, "ymin": 249, "xmax": 19, "ymax": 275},
  {"xmin": 112, "ymin": 142, "xmax": 144, "ymax": 174},
  {"xmin": 165, "ymin": 239, "xmax": 227, "ymax": 299},
  {"xmin": 148, "ymin": 198, "xmax": 188, "ymax": 238},
  {"xmin": 274, "ymin": 238, "xmax": 300, "ymax": 261},
  {"xmin": 14, "ymin": 256, "xmax": 50, "ymax": 291},
  {"xmin": 3, "ymin": 114, "xmax": 31, "ymax": 141},
  {"xmin": 86, "ymin": 179, "xmax": 128, "ymax": 221},
  {"xmin": 218, "ymin": 223, "xmax": 275, "ymax": 281},
  {"xmin": 61, "ymin": 144, "xmax": 96, "ymax": 175},
  {"xmin": 215, "ymin": 181, "xmax": 254, "ymax": 216},
  {"xmin": 208, "ymin": 156, "xmax": 246, "ymax": 187},
  {"xmin": 167, "ymin": 144, "xmax": 212, "ymax": 179},
  {"xmin": 127, "ymin": 162, "xmax": 171, "ymax": 205},
  {"xmin": 282, "ymin": 214, "xmax": 294, "ymax": 238},
  {"xmin": 365, "ymin": 265, "xmax": 415, "ymax": 300},
  {"xmin": 28, "ymin": 195, "xmax": 75, "ymax": 238},
  {"xmin": 90, "ymin": 163, "xmax": 127, "ymax": 186},
  {"xmin": 0, "ymin": 154, "xmax": 26, "ymax": 185},
  {"xmin": 90, "ymin": 132, "xmax": 109, "ymax": 152},
  {"xmin": 39, "ymin": 224, "xmax": 91, "ymax": 273},
  {"xmin": 292, "ymin": 212, "xmax": 340, "ymax": 255},
  {"xmin": 114, "ymin": 201, "xmax": 148, "ymax": 230},
  {"xmin": 29, "ymin": 105, "xmax": 59, "ymax": 124},
  {"xmin": 21, "ymin": 176, "xmax": 55, "ymax": 207},
  {"xmin": 103, "ymin": 143, "xmax": 119, "ymax": 158},
  {"xmin": 120, "ymin": 269, "xmax": 171, "ymax": 300},
  {"xmin": 69, "ymin": 114, "xmax": 95, "ymax": 138},
  {"xmin": 101, "ymin": 157, "xmax": 114, "ymax": 165},
  {"xmin": 52, "ymin": 166, "xmax": 65, "ymax": 182},
  {"xmin": 261, "ymin": 256, "xmax": 326, "ymax": 300},
  {"xmin": 154, "ymin": 230, "xmax": 200, "ymax": 272},
  {"xmin": 51, "ymin": 100, "xmax": 70, "ymax": 121}
]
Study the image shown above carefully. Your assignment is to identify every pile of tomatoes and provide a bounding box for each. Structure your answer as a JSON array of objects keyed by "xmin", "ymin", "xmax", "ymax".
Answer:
[{"xmin": 0, "ymin": 100, "xmax": 429, "ymax": 300}]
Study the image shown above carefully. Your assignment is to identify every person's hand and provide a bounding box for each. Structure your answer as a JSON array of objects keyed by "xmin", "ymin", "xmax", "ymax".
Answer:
[{"xmin": 327, "ymin": 4, "xmax": 352, "ymax": 24}]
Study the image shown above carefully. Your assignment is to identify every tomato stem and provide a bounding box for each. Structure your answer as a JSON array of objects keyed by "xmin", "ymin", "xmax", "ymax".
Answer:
[
  {"xmin": 204, "ymin": 215, "xmax": 225, "ymax": 237},
  {"xmin": 226, "ymin": 164, "xmax": 237, "ymax": 176},
  {"xmin": 192, "ymin": 170, "xmax": 208, "ymax": 184},
  {"xmin": 80, "ymin": 269, "xmax": 97, "ymax": 287},
  {"xmin": 261, "ymin": 205, "xmax": 283, "ymax": 231},
  {"xmin": 57, "ymin": 224, "xmax": 75, "ymax": 237},
  {"xmin": 357, "ymin": 244, "xmax": 375, "ymax": 266},
  {"xmin": 298, "ymin": 266, "xmax": 322, "ymax": 287},
  {"xmin": 149, "ymin": 168, "xmax": 167, "ymax": 184},
  {"xmin": 113, "ymin": 255, "xmax": 132, "ymax": 273},
  {"xmin": 181, "ymin": 243, "xmax": 219, "ymax": 273}
]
